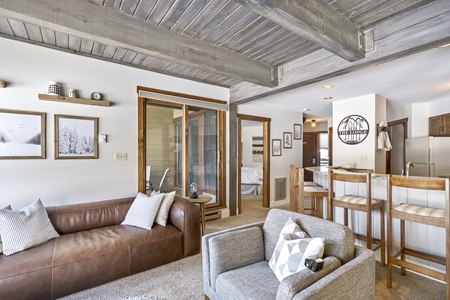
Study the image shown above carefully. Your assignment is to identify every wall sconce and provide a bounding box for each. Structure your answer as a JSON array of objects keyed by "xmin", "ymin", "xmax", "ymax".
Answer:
[{"xmin": 311, "ymin": 120, "xmax": 317, "ymax": 128}]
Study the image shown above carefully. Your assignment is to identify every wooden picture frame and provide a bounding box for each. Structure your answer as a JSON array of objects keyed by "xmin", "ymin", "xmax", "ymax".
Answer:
[
  {"xmin": 272, "ymin": 139, "xmax": 282, "ymax": 156},
  {"xmin": 0, "ymin": 109, "xmax": 46, "ymax": 159},
  {"xmin": 283, "ymin": 132, "xmax": 292, "ymax": 149},
  {"xmin": 55, "ymin": 115, "xmax": 98, "ymax": 159},
  {"xmin": 294, "ymin": 124, "xmax": 302, "ymax": 140}
]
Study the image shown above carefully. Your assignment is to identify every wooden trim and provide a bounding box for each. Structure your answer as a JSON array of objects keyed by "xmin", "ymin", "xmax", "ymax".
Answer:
[
  {"xmin": 137, "ymin": 87, "xmax": 228, "ymax": 106},
  {"xmin": 237, "ymin": 113, "xmax": 271, "ymax": 122},
  {"xmin": 183, "ymin": 105, "xmax": 189, "ymax": 197},
  {"xmin": 237, "ymin": 117, "xmax": 242, "ymax": 214},
  {"xmin": 137, "ymin": 97, "xmax": 146, "ymax": 193}
]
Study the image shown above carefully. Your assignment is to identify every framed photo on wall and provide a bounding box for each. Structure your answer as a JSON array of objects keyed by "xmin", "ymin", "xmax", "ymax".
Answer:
[
  {"xmin": 283, "ymin": 132, "xmax": 292, "ymax": 149},
  {"xmin": 55, "ymin": 115, "xmax": 98, "ymax": 159},
  {"xmin": 294, "ymin": 124, "xmax": 302, "ymax": 140},
  {"xmin": 0, "ymin": 109, "xmax": 46, "ymax": 159},
  {"xmin": 272, "ymin": 139, "xmax": 282, "ymax": 156}
]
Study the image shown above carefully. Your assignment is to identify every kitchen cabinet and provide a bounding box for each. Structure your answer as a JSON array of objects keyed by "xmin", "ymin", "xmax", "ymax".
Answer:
[{"xmin": 429, "ymin": 113, "xmax": 450, "ymax": 136}]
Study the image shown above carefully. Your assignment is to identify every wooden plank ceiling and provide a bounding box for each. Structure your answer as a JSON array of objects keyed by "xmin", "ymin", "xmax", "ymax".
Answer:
[{"xmin": 0, "ymin": 0, "xmax": 449, "ymax": 103}]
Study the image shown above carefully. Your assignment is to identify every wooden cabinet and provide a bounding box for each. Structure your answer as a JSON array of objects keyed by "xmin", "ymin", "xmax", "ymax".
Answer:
[{"xmin": 429, "ymin": 113, "xmax": 450, "ymax": 136}]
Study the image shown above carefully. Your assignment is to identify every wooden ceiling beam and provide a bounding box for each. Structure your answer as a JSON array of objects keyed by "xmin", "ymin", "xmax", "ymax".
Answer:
[
  {"xmin": 236, "ymin": 0, "xmax": 365, "ymax": 62},
  {"xmin": 0, "ymin": 0, "xmax": 278, "ymax": 87},
  {"xmin": 230, "ymin": 0, "xmax": 450, "ymax": 103}
]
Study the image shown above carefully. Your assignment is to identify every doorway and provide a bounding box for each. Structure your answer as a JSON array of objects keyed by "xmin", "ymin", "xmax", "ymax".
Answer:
[
  {"xmin": 237, "ymin": 114, "xmax": 270, "ymax": 214},
  {"xmin": 386, "ymin": 118, "xmax": 408, "ymax": 175}
]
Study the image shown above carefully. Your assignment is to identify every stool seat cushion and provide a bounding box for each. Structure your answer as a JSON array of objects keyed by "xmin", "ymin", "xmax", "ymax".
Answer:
[
  {"xmin": 394, "ymin": 203, "xmax": 446, "ymax": 218},
  {"xmin": 334, "ymin": 195, "xmax": 380, "ymax": 205}
]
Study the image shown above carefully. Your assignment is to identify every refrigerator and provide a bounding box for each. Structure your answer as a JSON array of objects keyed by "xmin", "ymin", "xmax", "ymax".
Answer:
[{"xmin": 405, "ymin": 137, "xmax": 450, "ymax": 177}]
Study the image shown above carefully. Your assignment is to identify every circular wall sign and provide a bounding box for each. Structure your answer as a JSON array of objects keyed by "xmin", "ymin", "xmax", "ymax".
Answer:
[{"xmin": 337, "ymin": 115, "xmax": 370, "ymax": 145}]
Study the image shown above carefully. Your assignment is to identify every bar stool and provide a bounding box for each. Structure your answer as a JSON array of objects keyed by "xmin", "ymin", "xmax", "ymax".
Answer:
[
  {"xmin": 290, "ymin": 165, "xmax": 328, "ymax": 218},
  {"xmin": 328, "ymin": 170, "xmax": 385, "ymax": 266},
  {"xmin": 387, "ymin": 175, "xmax": 449, "ymax": 298}
]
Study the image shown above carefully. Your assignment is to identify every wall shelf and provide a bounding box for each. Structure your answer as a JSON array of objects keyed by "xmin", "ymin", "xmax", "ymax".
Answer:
[
  {"xmin": 38, "ymin": 94, "xmax": 111, "ymax": 107},
  {"xmin": 0, "ymin": 80, "xmax": 5, "ymax": 88}
]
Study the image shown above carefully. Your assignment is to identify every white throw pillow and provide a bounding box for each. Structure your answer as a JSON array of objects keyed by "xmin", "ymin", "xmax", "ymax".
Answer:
[
  {"xmin": 122, "ymin": 192, "xmax": 164, "ymax": 230},
  {"xmin": 0, "ymin": 200, "xmax": 59, "ymax": 256},
  {"xmin": 0, "ymin": 205, "xmax": 12, "ymax": 254},
  {"xmin": 269, "ymin": 218, "xmax": 325, "ymax": 281},
  {"xmin": 151, "ymin": 191, "xmax": 176, "ymax": 226}
]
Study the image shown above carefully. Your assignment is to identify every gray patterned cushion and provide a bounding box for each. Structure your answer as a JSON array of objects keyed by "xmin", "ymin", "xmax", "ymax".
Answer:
[
  {"xmin": 269, "ymin": 218, "xmax": 324, "ymax": 281},
  {"xmin": 394, "ymin": 203, "xmax": 445, "ymax": 218},
  {"xmin": 0, "ymin": 200, "xmax": 59, "ymax": 256},
  {"xmin": 0, "ymin": 205, "xmax": 12, "ymax": 254}
]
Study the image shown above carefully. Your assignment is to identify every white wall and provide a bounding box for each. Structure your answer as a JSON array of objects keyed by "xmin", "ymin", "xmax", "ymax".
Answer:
[
  {"xmin": 237, "ymin": 103, "xmax": 303, "ymax": 207},
  {"xmin": 333, "ymin": 94, "xmax": 386, "ymax": 171},
  {"xmin": 241, "ymin": 124, "xmax": 263, "ymax": 168},
  {"xmin": 0, "ymin": 38, "xmax": 228, "ymax": 209}
]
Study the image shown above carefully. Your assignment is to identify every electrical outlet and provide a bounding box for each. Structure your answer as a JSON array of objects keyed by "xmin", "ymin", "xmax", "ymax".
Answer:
[
  {"xmin": 360, "ymin": 154, "xmax": 367, "ymax": 160},
  {"xmin": 115, "ymin": 152, "xmax": 127, "ymax": 161}
]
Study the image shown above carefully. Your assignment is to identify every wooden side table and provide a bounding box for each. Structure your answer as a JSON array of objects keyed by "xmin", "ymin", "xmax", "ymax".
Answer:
[{"xmin": 185, "ymin": 195, "xmax": 211, "ymax": 235}]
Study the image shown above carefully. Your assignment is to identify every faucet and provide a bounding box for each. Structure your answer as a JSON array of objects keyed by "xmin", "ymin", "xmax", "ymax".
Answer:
[{"xmin": 405, "ymin": 162, "xmax": 414, "ymax": 176}]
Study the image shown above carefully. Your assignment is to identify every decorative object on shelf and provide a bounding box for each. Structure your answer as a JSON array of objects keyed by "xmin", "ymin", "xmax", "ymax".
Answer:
[
  {"xmin": 272, "ymin": 139, "xmax": 282, "ymax": 156},
  {"xmin": 38, "ymin": 94, "xmax": 111, "ymax": 107},
  {"xmin": 0, "ymin": 109, "xmax": 46, "ymax": 159},
  {"xmin": 68, "ymin": 89, "xmax": 77, "ymax": 98},
  {"xmin": 294, "ymin": 124, "xmax": 302, "ymax": 140},
  {"xmin": 283, "ymin": 132, "xmax": 292, "ymax": 149},
  {"xmin": 48, "ymin": 81, "xmax": 61, "ymax": 95},
  {"xmin": 189, "ymin": 182, "xmax": 198, "ymax": 199},
  {"xmin": 0, "ymin": 80, "xmax": 5, "ymax": 88},
  {"xmin": 90, "ymin": 92, "xmax": 102, "ymax": 100},
  {"xmin": 54, "ymin": 114, "xmax": 98, "ymax": 159}
]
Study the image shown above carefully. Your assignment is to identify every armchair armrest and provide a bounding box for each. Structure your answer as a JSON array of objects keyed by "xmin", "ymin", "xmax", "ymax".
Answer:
[
  {"xmin": 276, "ymin": 256, "xmax": 341, "ymax": 300},
  {"xmin": 203, "ymin": 222, "xmax": 265, "ymax": 294},
  {"xmin": 293, "ymin": 246, "xmax": 375, "ymax": 300}
]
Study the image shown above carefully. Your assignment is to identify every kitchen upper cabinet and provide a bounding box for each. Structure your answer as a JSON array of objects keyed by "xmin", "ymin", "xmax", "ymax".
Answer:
[{"xmin": 429, "ymin": 113, "xmax": 450, "ymax": 136}]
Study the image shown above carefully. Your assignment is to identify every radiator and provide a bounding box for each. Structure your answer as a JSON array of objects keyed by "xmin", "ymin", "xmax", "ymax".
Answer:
[{"xmin": 274, "ymin": 177, "xmax": 287, "ymax": 200}]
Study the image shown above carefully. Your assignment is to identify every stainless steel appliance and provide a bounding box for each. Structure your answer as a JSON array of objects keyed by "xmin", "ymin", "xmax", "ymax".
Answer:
[{"xmin": 405, "ymin": 136, "xmax": 450, "ymax": 177}]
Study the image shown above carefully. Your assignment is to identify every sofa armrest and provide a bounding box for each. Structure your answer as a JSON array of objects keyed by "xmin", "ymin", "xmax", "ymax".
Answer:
[
  {"xmin": 276, "ymin": 256, "xmax": 341, "ymax": 300},
  {"xmin": 293, "ymin": 246, "xmax": 375, "ymax": 300},
  {"xmin": 169, "ymin": 196, "xmax": 201, "ymax": 257},
  {"xmin": 203, "ymin": 222, "xmax": 265, "ymax": 294}
]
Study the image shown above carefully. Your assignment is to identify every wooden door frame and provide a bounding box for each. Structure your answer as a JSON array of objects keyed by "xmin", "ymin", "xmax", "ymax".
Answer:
[{"xmin": 237, "ymin": 114, "xmax": 271, "ymax": 213}]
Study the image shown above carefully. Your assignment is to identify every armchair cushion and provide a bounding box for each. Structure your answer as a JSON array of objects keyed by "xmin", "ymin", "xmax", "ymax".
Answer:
[{"xmin": 208, "ymin": 226, "xmax": 264, "ymax": 290}]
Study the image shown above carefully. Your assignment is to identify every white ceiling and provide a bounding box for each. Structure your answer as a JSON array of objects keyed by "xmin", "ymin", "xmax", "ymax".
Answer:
[{"xmin": 255, "ymin": 45, "xmax": 450, "ymax": 122}]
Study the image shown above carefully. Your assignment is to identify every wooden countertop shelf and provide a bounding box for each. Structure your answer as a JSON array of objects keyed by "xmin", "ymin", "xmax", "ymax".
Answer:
[
  {"xmin": 38, "ymin": 94, "xmax": 111, "ymax": 107},
  {"xmin": 0, "ymin": 80, "xmax": 5, "ymax": 88}
]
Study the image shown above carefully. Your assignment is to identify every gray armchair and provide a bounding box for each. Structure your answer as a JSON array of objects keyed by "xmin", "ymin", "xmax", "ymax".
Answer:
[{"xmin": 202, "ymin": 209, "xmax": 375, "ymax": 300}]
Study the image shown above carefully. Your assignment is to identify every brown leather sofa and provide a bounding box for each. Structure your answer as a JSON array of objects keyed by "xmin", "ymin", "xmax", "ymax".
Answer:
[{"xmin": 0, "ymin": 195, "xmax": 200, "ymax": 299}]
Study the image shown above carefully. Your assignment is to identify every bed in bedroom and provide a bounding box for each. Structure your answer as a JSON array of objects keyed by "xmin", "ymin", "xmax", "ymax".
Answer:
[{"xmin": 241, "ymin": 166, "xmax": 263, "ymax": 195}]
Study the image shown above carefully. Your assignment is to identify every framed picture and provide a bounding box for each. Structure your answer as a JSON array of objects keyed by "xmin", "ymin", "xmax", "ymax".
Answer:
[
  {"xmin": 283, "ymin": 132, "xmax": 292, "ymax": 149},
  {"xmin": 55, "ymin": 115, "xmax": 98, "ymax": 159},
  {"xmin": 0, "ymin": 109, "xmax": 46, "ymax": 159},
  {"xmin": 272, "ymin": 139, "xmax": 282, "ymax": 156},
  {"xmin": 294, "ymin": 124, "xmax": 302, "ymax": 140}
]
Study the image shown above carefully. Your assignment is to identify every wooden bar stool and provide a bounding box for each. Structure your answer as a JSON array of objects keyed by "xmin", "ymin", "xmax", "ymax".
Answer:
[
  {"xmin": 328, "ymin": 170, "xmax": 385, "ymax": 266},
  {"xmin": 387, "ymin": 175, "xmax": 449, "ymax": 298},
  {"xmin": 290, "ymin": 165, "xmax": 328, "ymax": 218}
]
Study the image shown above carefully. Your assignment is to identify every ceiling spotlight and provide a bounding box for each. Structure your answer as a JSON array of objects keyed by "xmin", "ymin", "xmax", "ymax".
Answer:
[
  {"xmin": 322, "ymin": 84, "xmax": 333, "ymax": 89},
  {"xmin": 311, "ymin": 120, "xmax": 317, "ymax": 128},
  {"xmin": 302, "ymin": 108, "xmax": 310, "ymax": 111},
  {"xmin": 324, "ymin": 96, "xmax": 333, "ymax": 100}
]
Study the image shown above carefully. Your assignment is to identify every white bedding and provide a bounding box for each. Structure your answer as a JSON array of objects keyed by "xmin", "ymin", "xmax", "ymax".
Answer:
[{"xmin": 241, "ymin": 167, "xmax": 263, "ymax": 195}]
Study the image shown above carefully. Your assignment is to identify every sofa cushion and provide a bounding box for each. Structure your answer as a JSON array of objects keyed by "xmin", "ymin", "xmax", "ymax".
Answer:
[
  {"xmin": 121, "ymin": 193, "xmax": 164, "ymax": 230},
  {"xmin": 152, "ymin": 191, "xmax": 176, "ymax": 226},
  {"xmin": 269, "ymin": 218, "xmax": 324, "ymax": 281},
  {"xmin": 216, "ymin": 261, "xmax": 279, "ymax": 300},
  {"xmin": 0, "ymin": 200, "xmax": 59, "ymax": 256},
  {"xmin": 0, "ymin": 205, "xmax": 11, "ymax": 254}
]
